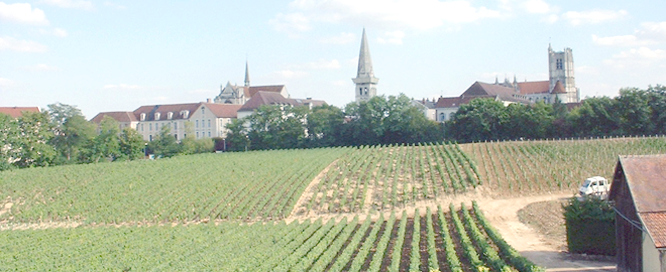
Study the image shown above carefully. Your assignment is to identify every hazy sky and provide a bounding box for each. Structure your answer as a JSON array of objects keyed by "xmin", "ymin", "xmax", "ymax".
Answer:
[{"xmin": 2, "ymin": 0, "xmax": 665, "ymax": 118}]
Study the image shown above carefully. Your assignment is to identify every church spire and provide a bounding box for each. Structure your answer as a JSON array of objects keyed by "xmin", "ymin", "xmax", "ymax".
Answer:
[
  {"xmin": 244, "ymin": 60, "xmax": 250, "ymax": 87},
  {"xmin": 356, "ymin": 28, "xmax": 374, "ymax": 78},
  {"xmin": 352, "ymin": 28, "xmax": 379, "ymax": 102}
]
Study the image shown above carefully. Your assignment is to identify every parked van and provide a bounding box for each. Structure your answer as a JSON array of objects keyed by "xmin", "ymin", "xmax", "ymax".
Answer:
[{"xmin": 579, "ymin": 176, "xmax": 610, "ymax": 198}]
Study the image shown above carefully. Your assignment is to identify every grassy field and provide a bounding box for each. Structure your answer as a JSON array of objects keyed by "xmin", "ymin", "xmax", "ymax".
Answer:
[{"xmin": 1, "ymin": 137, "xmax": 664, "ymax": 271}]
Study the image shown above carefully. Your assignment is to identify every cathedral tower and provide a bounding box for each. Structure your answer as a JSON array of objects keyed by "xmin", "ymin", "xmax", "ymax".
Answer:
[
  {"xmin": 353, "ymin": 28, "xmax": 379, "ymax": 102},
  {"xmin": 548, "ymin": 44, "xmax": 578, "ymax": 103}
]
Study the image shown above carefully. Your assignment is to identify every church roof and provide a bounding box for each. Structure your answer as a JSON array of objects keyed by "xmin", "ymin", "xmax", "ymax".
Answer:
[
  {"xmin": 239, "ymin": 91, "xmax": 325, "ymax": 112},
  {"xmin": 551, "ymin": 81, "xmax": 567, "ymax": 94},
  {"xmin": 462, "ymin": 81, "xmax": 516, "ymax": 97},
  {"xmin": 461, "ymin": 82, "xmax": 533, "ymax": 104},
  {"xmin": 517, "ymin": 81, "xmax": 550, "ymax": 95},
  {"xmin": 90, "ymin": 111, "xmax": 137, "ymax": 123},
  {"xmin": 246, "ymin": 85, "xmax": 286, "ymax": 98},
  {"xmin": 0, "ymin": 107, "xmax": 40, "ymax": 118},
  {"xmin": 355, "ymin": 28, "xmax": 376, "ymax": 79},
  {"xmin": 238, "ymin": 91, "xmax": 300, "ymax": 112}
]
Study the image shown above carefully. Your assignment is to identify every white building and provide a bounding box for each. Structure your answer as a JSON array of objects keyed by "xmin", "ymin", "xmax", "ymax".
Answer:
[{"xmin": 92, "ymin": 102, "xmax": 241, "ymax": 141}]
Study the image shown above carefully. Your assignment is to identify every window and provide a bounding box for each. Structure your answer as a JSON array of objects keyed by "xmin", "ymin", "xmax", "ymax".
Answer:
[
  {"xmin": 208, "ymin": 119, "xmax": 211, "ymax": 128},
  {"xmin": 174, "ymin": 122, "xmax": 178, "ymax": 130},
  {"xmin": 149, "ymin": 135, "xmax": 153, "ymax": 141},
  {"xmin": 149, "ymin": 123, "xmax": 153, "ymax": 131},
  {"xmin": 140, "ymin": 113, "xmax": 146, "ymax": 121},
  {"xmin": 201, "ymin": 107, "xmax": 205, "ymax": 116},
  {"xmin": 167, "ymin": 112, "xmax": 173, "ymax": 120},
  {"xmin": 196, "ymin": 132, "xmax": 199, "ymax": 138},
  {"xmin": 439, "ymin": 112, "xmax": 445, "ymax": 122},
  {"xmin": 208, "ymin": 132, "xmax": 211, "ymax": 137},
  {"xmin": 155, "ymin": 112, "xmax": 161, "ymax": 120},
  {"xmin": 140, "ymin": 124, "xmax": 144, "ymax": 132},
  {"xmin": 359, "ymin": 88, "xmax": 362, "ymax": 95},
  {"xmin": 196, "ymin": 120, "xmax": 199, "ymax": 128},
  {"xmin": 556, "ymin": 59, "xmax": 563, "ymax": 70},
  {"xmin": 364, "ymin": 87, "xmax": 368, "ymax": 95}
]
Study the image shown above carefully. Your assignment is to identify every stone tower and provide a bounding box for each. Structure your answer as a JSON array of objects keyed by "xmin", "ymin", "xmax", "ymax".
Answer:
[
  {"xmin": 353, "ymin": 28, "xmax": 379, "ymax": 102},
  {"xmin": 548, "ymin": 44, "xmax": 578, "ymax": 103}
]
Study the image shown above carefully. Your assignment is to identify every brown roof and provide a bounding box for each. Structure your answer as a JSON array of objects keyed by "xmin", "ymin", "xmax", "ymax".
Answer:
[
  {"xmin": 642, "ymin": 212, "xmax": 666, "ymax": 248},
  {"xmin": 90, "ymin": 111, "xmax": 137, "ymax": 124},
  {"xmin": 435, "ymin": 96, "xmax": 479, "ymax": 108},
  {"xmin": 238, "ymin": 91, "xmax": 323, "ymax": 112},
  {"xmin": 204, "ymin": 103, "xmax": 242, "ymax": 118},
  {"xmin": 613, "ymin": 155, "xmax": 666, "ymax": 248},
  {"xmin": 616, "ymin": 155, "xmax": 666, "ymax": 213},
  {"xmin": 517, "ymin": 81, "xmax": 550, "ymax": 95},
  {"xmin": 246, "ymin": 85, "xmax": 286, "ymax": 98},
  {"xmin": 0, "ymin": 107, "xmax": 40, "ymax": 118},
  {"xmin": 551, "ymin": 81, "xmax": 567, "ymax": 94},
  {"xmin": 461, "ymin": 81, "xmax": 532, "ymax": 104}
]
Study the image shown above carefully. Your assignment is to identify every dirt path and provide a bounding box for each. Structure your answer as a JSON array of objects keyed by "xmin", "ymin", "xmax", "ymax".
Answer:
[{"xmin": 477, "ymin": 193, "xmax": 616, "ymax": 272}]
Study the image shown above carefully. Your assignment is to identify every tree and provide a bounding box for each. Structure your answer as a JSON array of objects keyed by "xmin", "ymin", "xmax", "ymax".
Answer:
[
  {"xmin": 80, "ymin": 116, "xmax": 121, "ymax": 163},
  {"xmin": 148, "ymin": 125, "xmax": 180, "ymax": 158},
  {"xmin": 615, "ymin": 88, "xmax": 653, "ymax": 135},
  {"xmin": 224, "ymin": 119, "xmax": 249, "ymax": 151},
  {"xmin": 119, "ymin": 127, "xmax": 145, "ymax": 160},
  {"xmin": 51, "ymin": 114, "xmax": 96, "ymax": 162},
  {"xmin": 647, "ymin": 85, "xmax": 666, "ymax": 135},
  {"xmin": 567, "ymin": 97, "xmax": 619, "ymax": 137},
  {"xmin": 13, "ymin": 111, "xmax": 56, "ymax": 168},
  {"xmin": 448, "ymin": 98, "xmax": 506, "ymax": 142},
  {"xmin": 306, "ymin": 104, "xmax": 345, "ymax": 147},
  {"xmin": 0, "ymin": 113, "xmax": 19, "ymax": 171}
]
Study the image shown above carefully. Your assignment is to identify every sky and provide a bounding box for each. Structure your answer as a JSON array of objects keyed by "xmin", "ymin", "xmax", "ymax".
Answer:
[{"xmin": 1, "ymin": 0, "xmax": 666, "ymax": 119}]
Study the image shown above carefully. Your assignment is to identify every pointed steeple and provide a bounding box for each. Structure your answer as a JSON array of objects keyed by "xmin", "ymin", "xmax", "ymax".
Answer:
[
  {"xmin": 352, "ymin": 28, "xmax": 379, "ymax": 102},
  {"xmin": 356, "ymin": 28, "xmax": 375, "ymax": 78},
  {"xmin": 244, "ymin": 60, "xmax": 250, "ymax": 87}
]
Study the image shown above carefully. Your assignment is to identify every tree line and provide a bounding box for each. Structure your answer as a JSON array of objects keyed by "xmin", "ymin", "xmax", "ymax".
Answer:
[
  {"xmin": 0, "ymin": 103, "xmax": 215, "ymax": 171},
  {"xmin": 1, "ymin": 85, "xmax": 663, "ymax": 170},
  {"xmin": 447, "ymin": 85, "xmax": 666, "ymax": 142}
]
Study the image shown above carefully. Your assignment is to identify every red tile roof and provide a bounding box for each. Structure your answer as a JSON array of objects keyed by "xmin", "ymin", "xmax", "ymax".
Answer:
[
  {"xmin": 641, "ymin": 212, "xmax": 666, "ymax": 248},
  {"xmin": 90, "ymin": 111, "xmax": 137, "ymax": 124},
  {"xmin": 0, "ymin": 107, "xmax": 40, "ymax": 118},
  {"xmin": 133, "ymin": 103, "xmax": 202, "ymax": 121},
  {"xmin": 551, "ymin": 81, "xmax": 567, "ymax": 94},
  {"xmin": 204, "ymin": 103, "xmax": 242, "ymax": 118},
  {"xmin": 517, "ymin": 81, "xmax": 550, "ymax": 95}
]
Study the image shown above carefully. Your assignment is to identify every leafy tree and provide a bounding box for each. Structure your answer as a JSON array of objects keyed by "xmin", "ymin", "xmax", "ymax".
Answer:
[
  {"xmin": 448, "ymin": 98, "xmax": 506, "ymax": 142},
  {"xmin": 567, "ymin": 97, "xmax": 619, "ymax": 137},
  {"xmin": 148, "ymin": 125, "xmax": 180, "ymax": 158},
  {"xmin": 305, "ymin": 104, "xmax": 345, "ymax": 147},
  {"xmin": 646, "ymin": 85, "xmax": 666, "ymax": 135},
  {"xmin": 81, "ymin": 116, "xmax": 122, "ymax": 163},
  {"xmin": 0, "ymin": 113, "xmax": 19, "ymax": 170},
  {"xmin": 51, "ymin": 114, "xmax": 96, "ymax": 163},
  {"xmin": 615, "ymin": 88, "xmax": 652, "ymax": 135},
  {"xmin": 13, "ymin": 111, "xmax": 57, "ymax": 168},
  {"xmin": 119, "ymin": 127, "xmax": 145, "ymax": 160},
  {"xmin": 224, "ymin": 119, "xmax": 249, "ymax": 151}
]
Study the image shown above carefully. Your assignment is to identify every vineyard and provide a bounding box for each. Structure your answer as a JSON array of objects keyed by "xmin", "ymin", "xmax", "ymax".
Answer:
[
  {"xmin": 0, "ymin": 148, "xmax": 348, "ymax": 224},
  {"xmin": 296, "ymin": 143, "xmax": 481, "ymax": 216},
  {"xmin": 1, "ymin": 137, "xmax": 665, "ymax": 270},
  {"xmin": 460, "ymin": 136, "xmax": 666, "ymax": 196},
  {"xmin": 0, "ymin": 202, "xmax": 542, "ymax": 272}
]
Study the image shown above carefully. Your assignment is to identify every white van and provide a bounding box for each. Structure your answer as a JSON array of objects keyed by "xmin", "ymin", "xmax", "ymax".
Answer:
[{"xmin": 579, "ymin": 176, "xmax": 610, "ymax": 198}]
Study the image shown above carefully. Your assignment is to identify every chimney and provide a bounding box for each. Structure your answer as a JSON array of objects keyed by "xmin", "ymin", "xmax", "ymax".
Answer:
[{"xmin": 206, "ymin": 98, "xmax": 212, "ymax": 103}]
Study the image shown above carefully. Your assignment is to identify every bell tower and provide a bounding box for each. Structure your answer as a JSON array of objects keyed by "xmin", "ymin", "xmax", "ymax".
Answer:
[
  {"xmin": 353, "ymin": 28, "xmax": 379, "ymax": 102},
  {"xmin": 548, "ymin": 44, "xmax": 578, "ymax": 103}
]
